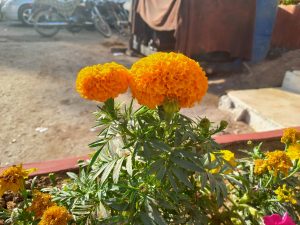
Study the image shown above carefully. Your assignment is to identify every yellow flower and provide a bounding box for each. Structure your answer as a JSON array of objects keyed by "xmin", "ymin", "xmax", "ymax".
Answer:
[
  {"xmin": 27, "ymin": 190, "xmax": 56, "ymax": 219},
  {"xmin": 39, "ymin": 205, "xmax": 71, "ymax": 225},
  {"xmin": 76, "ymin": 62, "xmax": 130, "ymax": 102},
  {"xmin": 254, "ymin": 159, "xmax": 267, "ymax": 175},
  {"xmin": 275, "ymin": 184, "xmax": 297, "ymax": 204},
  {"xmin": 281, "ymin": 128, "xmax": 300, "ymax": 145},
  {"xmin": 220, "ymin": 150, "xmax": 237, "ymax": 167},
  {"xmin": 0, "ymin": 165, "xmax": 36, "ymax": 197},
  {"xmin": 210, "ymin": 150, "xmax": 237, "ymax": 174},
  {"xmin": 129, "ymin": 52, "xmax": 208, "ymax": 109},
  {"xmin": 265, "ymin": 150, "xmax": 292, "ymax": 176},
  {"xmin": 286, "ymin": 143, "xmax": 300, "ymax": 160}
]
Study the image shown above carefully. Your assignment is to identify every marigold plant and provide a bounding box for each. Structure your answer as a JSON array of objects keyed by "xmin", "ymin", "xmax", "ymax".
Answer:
[
  {"xmin": 129, "ymin": 52, "xmax": 208, "ymax": 109},
  {"xmin": 254, "ymin": 159, "xmax": 268, "ymax": 175},
  {"xmin": 27, "ymin": 190, "xmax": 56, "ymax": 219},
  {"xmin": 3, "ymin": 54, "xmax": 300, "ymax": 225},
  {"xmin": 39, "ymin": 205, "xmax": 71, "ymax": 225},
  {"xmin": 265, "ymin": 150, "xmax": 292, "ymax": 176},
  {"xmin": 76, "ymin": 62, "xmax": 130, "ymax": 102},
  {"xmin": 275, "ymin": 184, "xmax": 297, "ymax": 204},
  {"xmin": 281, "ymin": 128, "xmax": 300, "ymax": 145},
  {"xmin": 0, "ymin": 165, "xmax": 35, "ymax": 197},
  {"xmin": 286, "ymin": 143, "xmax": 300, "ymax": 160}
]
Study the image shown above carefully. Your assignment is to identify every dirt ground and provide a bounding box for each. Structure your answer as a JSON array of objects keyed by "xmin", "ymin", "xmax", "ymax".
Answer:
[{"xmin": 0, "ymin": 22, "xmax": 299, "ymax": 167}]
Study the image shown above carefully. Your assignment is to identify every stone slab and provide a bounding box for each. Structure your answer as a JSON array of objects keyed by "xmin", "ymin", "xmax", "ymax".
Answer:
[{"xmin": 219, "ymin": 88, "xmax": 300, "ymax": 131}]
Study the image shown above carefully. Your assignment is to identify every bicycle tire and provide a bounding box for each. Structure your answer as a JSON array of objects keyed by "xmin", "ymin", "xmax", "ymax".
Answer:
[{"xmin": 92, "ymin": 7, "xmax": 112, "ymax": 38}]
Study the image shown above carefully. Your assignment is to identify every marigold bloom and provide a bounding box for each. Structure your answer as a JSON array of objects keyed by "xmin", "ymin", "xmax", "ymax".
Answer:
[
  {"xmin": 254, "ymin": 159, "xmax": 267, "ymax": 175},
  {"xmin": 0, "ymin": 165, "xmax": 35, "ymax": 197},
  {"xmin": 76, "ymin": 62, "xmax": 130, "ymax": 102},
  {"xmin": 275, "ymin": 184, "xmax": 297, "ymax": 204},
  {"xmin": 129, "ymin": 52, "xmax": 208, "ymax": 109},
  {"xmin": 27, "ymin": 190, "xmax": 56, "ymax": 219},
  {"xmin": 210, "ymin": 150, "xmax": 237, "ymax": 174},
  {"xmin": 265, "ymin": 151, "xmax": 292, "ymax": 177},
  {"xmin": 281, "ymin": 128, "xmax": 300, "ymax": 145},
  {"xmin": 39, "ymin": 205, "xmax": 71, "ymax": 225},
  {"xmin": 286, "ymin": 143, "xmax": 300, "ymax": 160}
]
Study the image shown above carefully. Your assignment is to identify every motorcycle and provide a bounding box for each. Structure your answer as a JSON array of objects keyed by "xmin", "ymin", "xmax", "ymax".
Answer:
[{"xmin": 32, "ymin": 0, "xmax": 112, "ymax": 37}]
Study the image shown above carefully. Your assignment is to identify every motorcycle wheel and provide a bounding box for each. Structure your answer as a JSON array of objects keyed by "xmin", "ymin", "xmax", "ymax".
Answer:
[
  {"xmin": 92, "ymin": 8, "xmax": 112, "ymax": 38},
  {"xmin": 34, "ymin": 10, "xmax": 61, "ymax": 37}
]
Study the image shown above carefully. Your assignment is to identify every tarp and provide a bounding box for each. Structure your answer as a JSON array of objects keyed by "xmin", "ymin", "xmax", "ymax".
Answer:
[{"xmin": 134, "ymin": 0, "xmax": 256, "ymax": 60}]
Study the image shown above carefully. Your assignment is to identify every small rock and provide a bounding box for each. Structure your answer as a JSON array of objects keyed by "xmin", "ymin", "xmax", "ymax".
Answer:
[
  {"xmin": 35, "ymin": 127, "xmax": 48, "ymax": 133},
  {"xmin": 6, "ymin": 201, "xmax": 16, "ymax": 210}
]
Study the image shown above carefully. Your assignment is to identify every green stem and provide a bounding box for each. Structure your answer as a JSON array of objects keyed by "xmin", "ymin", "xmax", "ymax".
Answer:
[
  {"xmin": 226, "ymin": 196, "xmax": 248, "ymax": 225},
  {"xmin": 264, "ymin": 174, "xmax": 273, "ymax": 188},
  {"xmin": 283, "ymin": 165, "xmax": 300, "ymax": 180}
]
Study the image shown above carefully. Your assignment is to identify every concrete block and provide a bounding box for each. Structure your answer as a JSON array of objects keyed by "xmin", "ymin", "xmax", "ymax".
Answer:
[
  {"xmin": 282, "ymin": 70, "xmax": 300, "ymax": 94},
  {"xmin": 219, "ymin": 88, "xmax": 300, "ymax": 131}
]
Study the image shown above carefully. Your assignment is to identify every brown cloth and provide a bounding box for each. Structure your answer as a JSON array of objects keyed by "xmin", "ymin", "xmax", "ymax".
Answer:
[
  {"xmin": 136, "ymin": 0, "xmax": 181, "ymax": 31},
  {"xmin": 134, "ymin": 0, "xmax": 256, "ymax": 60}
]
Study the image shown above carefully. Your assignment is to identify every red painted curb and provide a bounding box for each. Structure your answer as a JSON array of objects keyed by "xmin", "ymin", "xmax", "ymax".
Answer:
[
  {"xmin": 1, "ymin": 127, "xmax": 300, "ymax": 176},
  {"xmin": 214, "ymin": 126, "xmax": 300, "ymax": 144},
  {"xmin": 0, "ymin": 156, "xmax": 89, "ymax": 176}
]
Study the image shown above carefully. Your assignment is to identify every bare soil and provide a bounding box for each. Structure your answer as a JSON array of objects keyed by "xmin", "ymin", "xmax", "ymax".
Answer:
[{"xmin": 1, "ymin": 22, "xmax": 299, "ymax": 167}]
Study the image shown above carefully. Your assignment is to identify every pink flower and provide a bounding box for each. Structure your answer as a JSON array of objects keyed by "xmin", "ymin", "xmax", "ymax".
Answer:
[{"xmin": 263, "ymin": 213, "xmax": 296, "ymax": 225}]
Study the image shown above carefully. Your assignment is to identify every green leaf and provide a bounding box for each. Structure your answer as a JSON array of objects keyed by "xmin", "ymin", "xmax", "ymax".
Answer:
[
  {"xmin": 126, "ymin": 155, "xmax": 133, "ymax": 176},
  {"xmin": 167, "ymin": 172, "xmax": 178, "ymax": 192},
  {"xmin": 151, "ymin": 206, "xmax": 167, "ymax": 225},
  {"xmin": 156, "ymin": 165, "xmax": 166, "ymax": 181},
  {"xmin": 171, "ymin": 157, "xmax": 204, "ymax": 173},
  {"xmin": 200, "ymin": 172, "xmax": 208, "ymax": 188},
  {"xmin": 150, "ymin": 140, "xmax": 170, "ymax": 152},
  {"xmin": 172, "ymin": 167, "xmax": 193, "ymax": 189},
  {"xmin": 140, "ymin": 212, "xmax": 155, "ymax": 225},
  {"xmin": 92, "ymin": 163, "xmax": 107, "ymax": 180},
  {"xmin": 101, "ymin": 160, "xmax": 116, "ymax": 184},
  {"xmin": 89, "ymin": 148, "xmax": 103, "ymax": 170},
  {"xmin": 113, "ymin": 157, "xmax": 125, "ymax": 183},
  {"xmin": 149, "ymin": 159, "xmax": 164, "ymax": 175},
  {"xmin": 66, "ymin": 172, "xmax": 78, "ymax": 180},
  {"xmin": 89, "ymin": 139, "xmax": 106, "ymax": 148}
]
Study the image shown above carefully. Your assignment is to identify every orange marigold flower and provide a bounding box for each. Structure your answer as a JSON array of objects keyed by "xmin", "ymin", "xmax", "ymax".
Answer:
[
  {"xmin": 76, "ymin": 62, "xmax": 130, "ymax": 102},
  {"xmin": 129, "ymin": 52, "xmax": 208, "ymax": 109},
  {"xmin": 0, "ymin": 165, "xmax": 36, "ymax": 197},
  {"xmin": 265, "ymin": 150, "xmax": 292, "ymax": 176},
  {"xmin": 254, "ymin": 159, "xmax": 267, "ymax": 175},
  {"xmin": 281, "ymin": 128, "xmax": 300, "ymax": 145},
  {"xmin": 27, "ymin": 190, "xmax": 56, "ymax": 219},
  {"xmin": 39, "ymin": 205, "xmax": 71, "ymax": 225},
  {"xmin": 286, "ymin": 143, "xmax": 300, "ymax": 160}
]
